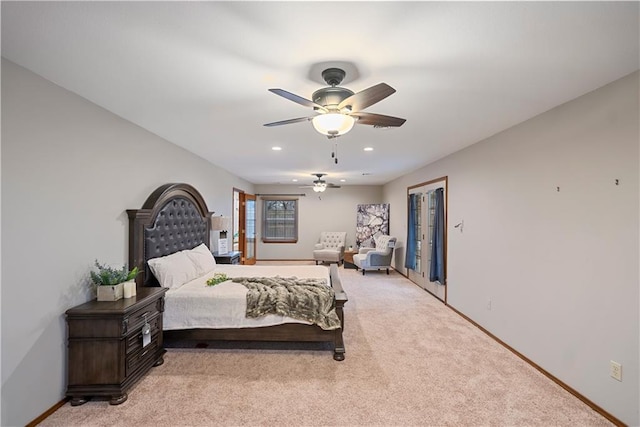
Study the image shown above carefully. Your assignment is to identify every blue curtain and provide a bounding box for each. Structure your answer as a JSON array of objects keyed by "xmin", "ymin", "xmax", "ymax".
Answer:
[
  {"xmin": 405, "ymin": 193, "xmax": 418, "ymax": 270},
  {"xmin": 429, "ymin": 188, "xmax": 445, "ymax": 284}
]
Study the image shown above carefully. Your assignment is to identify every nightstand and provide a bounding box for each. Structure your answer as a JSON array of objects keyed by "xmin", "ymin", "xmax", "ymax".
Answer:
[
  {"xmin": 65, "ymin": 287, "xmax": 167, "ymax": 406},
  {"xmin": 213, "ymin": 250, "xmax": 241, "ymax": 264},
  {"xmin": 343, "ymin": 250, "xmax": 358, "ymax": 269}
]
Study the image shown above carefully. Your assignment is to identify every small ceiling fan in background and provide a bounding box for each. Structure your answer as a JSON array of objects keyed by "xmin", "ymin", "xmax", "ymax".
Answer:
[
  {"xmin": 299, "ymin": 173, "xmax": 341, "ymax": 193},
  {"xmin": 264, "ymin": 68, "xmax": 406, "ymax": 139}
]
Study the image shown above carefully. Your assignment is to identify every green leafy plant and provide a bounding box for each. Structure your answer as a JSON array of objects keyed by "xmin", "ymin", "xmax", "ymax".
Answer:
[
  {"xmin": 90, "ymin": 260, "xmax": 139, "ymax": 286},
  {"xmin": 206, "ymin": 272, "xmax": 229, "ymax": 287}
]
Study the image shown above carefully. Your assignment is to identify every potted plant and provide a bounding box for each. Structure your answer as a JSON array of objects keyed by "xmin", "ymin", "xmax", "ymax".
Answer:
[{"xmin": 90, "ymin": 260, "xmax": 139, "ymax": 301}]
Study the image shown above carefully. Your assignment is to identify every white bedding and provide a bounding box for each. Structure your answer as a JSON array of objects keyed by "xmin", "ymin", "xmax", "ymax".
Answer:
[{"xmin": 163, "ymin": 264, "xmax": 331, "ymax": 330}]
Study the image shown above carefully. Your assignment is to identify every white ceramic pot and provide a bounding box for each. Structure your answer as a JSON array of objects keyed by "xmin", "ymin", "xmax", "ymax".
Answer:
[{"xmin": 123, "ymin": 280, "xmax": 137, "ymax": 298}]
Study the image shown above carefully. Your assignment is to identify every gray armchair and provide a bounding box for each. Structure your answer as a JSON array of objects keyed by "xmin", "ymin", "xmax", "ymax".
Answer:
[
  {"xmin": 313, "ymin": 232, "xmax": 347, "ymax": 265},
  {"xmin": 353, "ymin": 235, "xmax": 397, "ymax": 275}
]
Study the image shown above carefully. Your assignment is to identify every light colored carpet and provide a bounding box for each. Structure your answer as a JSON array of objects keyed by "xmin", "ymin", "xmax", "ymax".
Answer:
[{"xmin": 41, "ymin": 265, "xmax": 611, "ymax": 426}]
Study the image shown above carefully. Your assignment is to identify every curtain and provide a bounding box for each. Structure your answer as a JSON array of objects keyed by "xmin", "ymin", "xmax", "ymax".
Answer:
[
  {"xmin": 429, "ymin": 188, "xmax": 445, "ymax": 284},
  {"xmin": 405, "ymin": 193, "xmax": 418, "ymax": 270}
]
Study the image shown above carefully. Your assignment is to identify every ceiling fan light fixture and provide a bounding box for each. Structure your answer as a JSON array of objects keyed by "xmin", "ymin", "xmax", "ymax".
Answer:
[
  {"xmin": 311, "ymin": 113, "xmax": 355, "ymax": 137},
  {"xmin": 313, "ymin": 182, "xmax": 327, "ymax": 192},
  {"xmin": 264, "ymin": 68, "xmax": 405, "ymax": 136}
]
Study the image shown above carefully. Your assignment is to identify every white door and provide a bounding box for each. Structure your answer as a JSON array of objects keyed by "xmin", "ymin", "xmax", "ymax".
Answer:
[
  {"xmin": 407, "ymin": 190, "xmax": 426, "ymax": 288},
  {"xmin": 407, "ymin": 179, "xmax": 447, "ymax": 302}
]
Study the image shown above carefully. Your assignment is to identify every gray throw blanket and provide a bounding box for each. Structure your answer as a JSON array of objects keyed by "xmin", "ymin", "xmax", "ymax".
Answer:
[{"xmin": 231, "ymin": 276, "xmax": 341, "ymax": 330}]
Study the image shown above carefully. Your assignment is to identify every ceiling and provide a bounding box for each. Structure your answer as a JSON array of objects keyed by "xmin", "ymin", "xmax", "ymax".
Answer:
[{"xmin": 2, "ymin": 2, "xmax": 638, "ymax": 186}]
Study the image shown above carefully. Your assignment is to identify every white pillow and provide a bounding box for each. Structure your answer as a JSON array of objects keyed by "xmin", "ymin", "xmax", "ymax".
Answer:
[
  {"xmin": 185, "ymin": 243, "xmax": 217, "ymax": 277},
  {"xmin": 147, "ymin": 250, "xmax": 199, "ymax": 290}
]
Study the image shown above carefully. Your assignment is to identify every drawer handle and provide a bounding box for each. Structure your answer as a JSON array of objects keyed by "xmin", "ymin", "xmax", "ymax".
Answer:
[{"xmin": 140, "ymin": 349, "xmax": 149, "ymax": 358}]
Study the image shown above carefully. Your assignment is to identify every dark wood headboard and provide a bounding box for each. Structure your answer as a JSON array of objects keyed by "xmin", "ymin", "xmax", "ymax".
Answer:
[{"xmin": 127, "ymin": 183, "xmax": 212, "ymax": 286}]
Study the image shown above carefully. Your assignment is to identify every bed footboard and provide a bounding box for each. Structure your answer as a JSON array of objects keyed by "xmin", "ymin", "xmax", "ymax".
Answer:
[{"xmin": 330, "ymin": 264, "xmax": 347, "ymax": 361}]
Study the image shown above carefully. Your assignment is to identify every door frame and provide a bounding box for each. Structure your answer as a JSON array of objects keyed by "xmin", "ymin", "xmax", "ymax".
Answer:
[
  {"xmin": 239, "ymin": 191, "xmax": 256, "ymax": 265},
  {"xmin": 232, "ymin": 188, "xmax": 241, "ymax": 253}
]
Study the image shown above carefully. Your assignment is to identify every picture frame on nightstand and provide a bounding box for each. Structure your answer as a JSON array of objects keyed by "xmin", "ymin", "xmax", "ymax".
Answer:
[{"xmin": 217, "ymin": 238, "xmax": 228, "ymax": 254}]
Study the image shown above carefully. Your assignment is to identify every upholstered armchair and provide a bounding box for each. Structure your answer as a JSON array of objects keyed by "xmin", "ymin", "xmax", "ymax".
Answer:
[
  {"xmin": 353, "ymin": 235, "xmax": 397, "ymax": 275},
  {"xmin": 313, "ymin": 232, "xmax": 347, "ymax": 265}
]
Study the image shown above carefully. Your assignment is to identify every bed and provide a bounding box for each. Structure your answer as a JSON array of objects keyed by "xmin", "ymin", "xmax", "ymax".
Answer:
[{"xmin": 127, "ymin": 183, "xmax": 347, "ymax": 360}]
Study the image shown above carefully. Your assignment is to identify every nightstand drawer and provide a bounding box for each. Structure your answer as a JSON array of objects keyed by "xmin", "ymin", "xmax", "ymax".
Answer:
[
  {"xmin": 126, "ymin": 314, "xmax": 162, "ymax": 355},
  {"xmin": 126, "ymin": 334, "xmax": 160, "ymax": 377},
  {"xmin": 125, "ymin": 299, "xmax": 161, "ymax": 337}
]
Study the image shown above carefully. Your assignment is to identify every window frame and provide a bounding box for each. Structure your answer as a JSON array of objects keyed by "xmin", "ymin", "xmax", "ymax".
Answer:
[{"xmin": 261, "ymin": 197, "xmax": 299, "ymax": 243}]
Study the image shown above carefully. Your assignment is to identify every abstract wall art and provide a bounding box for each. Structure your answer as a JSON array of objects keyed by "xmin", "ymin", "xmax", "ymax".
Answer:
[{"xmin": 356, "ymin": 203, "xmax": 390, "ymax": 248}]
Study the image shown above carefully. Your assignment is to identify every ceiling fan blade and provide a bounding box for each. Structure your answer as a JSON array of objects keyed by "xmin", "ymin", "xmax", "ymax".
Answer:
[
  {"xmin": 299, "ymin": 184, "xmax": 341, "ymax": 189},
  {"xmin": 263, "ymin": 116, "xmax": 314, "ymax": 127},
  {"xmin": 268, "ymin": 89, "xmax": 328, "ymax": 112},
  {"xmin": 351, "ymin": 112, "xmax": 406, "ymax": 127},
  {"xmin": 338, "ymin": 83, "xmax": 396, "ymax": 112}
]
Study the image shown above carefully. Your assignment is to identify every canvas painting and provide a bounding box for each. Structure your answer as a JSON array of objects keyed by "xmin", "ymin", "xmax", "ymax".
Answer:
[{"xmin": 356, "ymin": 203, "xmax": 390, "ymax": 248}]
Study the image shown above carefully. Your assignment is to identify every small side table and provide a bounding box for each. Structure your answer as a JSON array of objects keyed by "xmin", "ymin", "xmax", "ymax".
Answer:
[
  {"xmin": 65, "ymin": 287, "xmax": 168, "ymax": 406},
  {"xmin": 213, "ymin": 250, "xmax": 241, "ymax": 264},
  {"xmin": 343, "ymin": 250, "xmax": 358, "ymax": 269}
]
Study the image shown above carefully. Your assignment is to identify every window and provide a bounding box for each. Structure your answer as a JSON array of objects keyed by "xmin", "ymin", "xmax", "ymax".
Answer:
[{"xmin": 262, "ymin": 198, "xmax": 298, "ymax": 243}]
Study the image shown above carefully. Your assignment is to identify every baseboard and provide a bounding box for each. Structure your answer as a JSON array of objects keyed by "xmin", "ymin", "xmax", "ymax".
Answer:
[
  {"xmin": 394, "ymin": 267, "xmax": 407, "ymax": 278},
  {"xmin": 398, "ymin": 264, "xmax": 626, "ymax": 425},
  {"xmin": 382, "ymin": 272, "xmax": 623, "ymax": 425},
  {"xmin": 26, "ymin": 397, "xmax": 69, "ymax": 427},
  {"xmin": 446, "ymin": 304, "xmax": 625, "ymax": 427}
]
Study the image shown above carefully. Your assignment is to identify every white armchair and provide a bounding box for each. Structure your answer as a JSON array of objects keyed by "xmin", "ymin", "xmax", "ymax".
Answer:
[
  {"xmin": 353, "ymin": 235, "xmax": 397, "ymax": 275},
  {"xmin": 313, "ymin": 232, "xmax": 347, "ymax": 265}
]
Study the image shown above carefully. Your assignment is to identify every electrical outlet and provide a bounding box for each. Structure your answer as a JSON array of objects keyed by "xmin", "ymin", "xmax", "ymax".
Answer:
[
  {"xmin": 487, "ymin": 299, "xmax": 492, "ymax": 311},
  {"xmin": 610, "ymin": 361, "xmax": 622, "ymax": 381}
]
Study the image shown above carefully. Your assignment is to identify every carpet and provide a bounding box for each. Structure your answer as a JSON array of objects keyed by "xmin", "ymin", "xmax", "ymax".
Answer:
[{"xmin": 40, "ymin": 265, "xmax": 611, "ymax": 426}]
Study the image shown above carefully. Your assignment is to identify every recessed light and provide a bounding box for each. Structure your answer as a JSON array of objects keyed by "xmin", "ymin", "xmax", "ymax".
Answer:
[
  {"xmin": 364, "ymin": 147, "xmax": 373, "ymax": 151},
  {"xmin": 340, "ymin": 179, "xmax": 346, "ymax": 182},
  {"xmin": 272, "ymin": 146, "xmax": 282, "ymax": 151},
  {"xmin": 292, "ymin": 179, "xmax": 298, "ymax": 182}
]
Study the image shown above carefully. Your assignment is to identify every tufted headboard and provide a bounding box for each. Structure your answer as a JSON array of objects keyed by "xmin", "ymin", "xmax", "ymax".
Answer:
[{"xmin": 127, "ymin": 183, "xmax": 212, "ymax": 286}]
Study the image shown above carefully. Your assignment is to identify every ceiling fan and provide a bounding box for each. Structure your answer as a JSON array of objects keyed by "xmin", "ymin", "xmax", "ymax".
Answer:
[
  {"xmin": 264, "ymin": 68, "xmax": 406, "ymax": 139},
  {"xmin": 299, "ymin": 173, "xmax": 341, "ymax": 193}
]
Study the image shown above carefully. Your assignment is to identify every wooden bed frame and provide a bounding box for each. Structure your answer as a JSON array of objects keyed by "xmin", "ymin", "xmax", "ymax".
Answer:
[{"xmin": 127, "ymin": 183, "xmax": 347, "ymax": 360}]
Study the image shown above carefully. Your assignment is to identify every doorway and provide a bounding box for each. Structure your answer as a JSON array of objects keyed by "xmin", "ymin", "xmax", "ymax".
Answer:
[
  {"xmin": 238, "ymin": 191, "xmax": 256, "ymax": 265},
  {"xmin": 406, "ymin": 177, "xmax": 447, "ymax": 302}
]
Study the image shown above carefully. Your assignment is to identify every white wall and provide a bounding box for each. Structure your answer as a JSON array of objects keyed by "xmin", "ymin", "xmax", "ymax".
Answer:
[
  {"xmin": 254, "ymin": 184, "xmax": 383, "ymax": 260},
  {"xmin": 383, "ymin": 71, "xmax": 639, "ymax": 425},
  {"xmin": 0, "ymin": 59, "xmax": 255, "ymax": 426}
]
